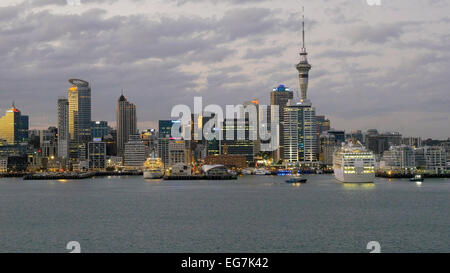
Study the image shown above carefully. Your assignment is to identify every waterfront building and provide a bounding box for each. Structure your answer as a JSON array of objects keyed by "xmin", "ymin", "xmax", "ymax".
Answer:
[
  {"xmin": 319, "ymin": 133, "xmax": 337, "ymax": 167},
  {"xmin": 116, "ymin": 93, "xmax": 137, "ymax": 157},
  {"xmin": 168, "ymin": 140, "xmax": 188, "ymax": 167},
  {"xmin": 123, "ymin": 135, "xmax": 148, "ymax": 168},
  {"xmin": 270, "ymin": 84, "xmax": 293, "ymax": 162},
  {"xmin": 57, "ymin": 98, "xmax": 69, "ymax": 159},
  {"xmin": 171, "ymin": 163, "xmax": 192, "ymax": 176},
  {"xmin": 204, "ymin": 154, "xmax": 248, "ymax": 169},
  {"xmin": 91, "ymin": 121, "xmax": 110, "ymax": 140},
  {"xmin": 0, "ymin": 157, "xmax": 7, "ymax": 173},
  {"xmin": 0, "ymin": 103, "xmax": 29, "ymax": 145},
  {"xmin": 88, "ymin": 140, "xmax": 106, "ymax": 170},
  {"xmin": 379, "ymin": 145, "xmax": 416, "ymax": 172},
  {"xmin": 425, "ymin": 146, "xmax": 447, "ymax": 174}
]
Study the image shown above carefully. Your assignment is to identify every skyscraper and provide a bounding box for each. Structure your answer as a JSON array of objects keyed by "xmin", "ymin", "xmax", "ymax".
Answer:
[
  {"xmin": 57, "ymin": 97, "xmax": 69, "ymax": 159},
  {"xmin": 0, "ymin": 103, "xmax": 28, "ymax": 145},
  {"xmin": 67, "ymin": 79, "xmax": 91, "ymax": 160},
  {"xmin": 270, "ymin": 84, "xmax": 293, "ymax": 162},
  {"xmin": 284, "ymin": 101, "xmax": 317, "ymax": 163},
  {"xmin": 117, "ymin": 93, "xmax": 137, "ymax": 157}
]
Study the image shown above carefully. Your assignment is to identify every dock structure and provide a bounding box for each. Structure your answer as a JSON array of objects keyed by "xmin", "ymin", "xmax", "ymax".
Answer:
[{"xmin": 164, "ymin": 175, "xmax": 237, "ymax": 180}]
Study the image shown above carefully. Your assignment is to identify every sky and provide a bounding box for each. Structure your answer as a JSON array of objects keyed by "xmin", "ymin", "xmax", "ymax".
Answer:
[{"xmin": 0, "ymin": 0, "xmax": 449, "ymax": 139}]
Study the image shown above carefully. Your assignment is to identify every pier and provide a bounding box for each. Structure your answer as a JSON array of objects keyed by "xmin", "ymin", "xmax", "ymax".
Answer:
[{"xmin": 164, "ymin": 175, "xmax": 237, "ymax": 180}]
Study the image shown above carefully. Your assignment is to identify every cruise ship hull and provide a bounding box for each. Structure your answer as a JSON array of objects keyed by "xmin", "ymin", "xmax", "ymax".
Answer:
[
  {"xmin": 334, "ymin": 168, "xmax": 374, "ymax": 183},
  {"xmin": 143, "ymin": 171, "xmax": 164, "ymax": 179}
]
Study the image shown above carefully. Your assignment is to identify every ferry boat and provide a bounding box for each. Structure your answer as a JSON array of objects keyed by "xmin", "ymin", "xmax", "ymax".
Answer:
[
  {"xmin": 409, "ymin": 174, "xmax": 424, "ymax": 182},
  {"xmin": 285, "ymin": 177, "xmax": 307, "ymax": 184},
  {"xmin": 333, "ymin": 141, "xmax": 376, "ymax": 183},
  {"xmin": 143, "ymin": 157, "xmax": 164, "ymax": 179}
]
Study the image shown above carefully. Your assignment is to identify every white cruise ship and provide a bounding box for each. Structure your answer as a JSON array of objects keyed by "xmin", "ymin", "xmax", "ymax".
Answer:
[
  {"xmin": 333, "ymin": 141, "xmax": 376, "ymax": 183},
  {"xmin": 143, "ymin": 157, "xmax": 164, "ymax": 179}
]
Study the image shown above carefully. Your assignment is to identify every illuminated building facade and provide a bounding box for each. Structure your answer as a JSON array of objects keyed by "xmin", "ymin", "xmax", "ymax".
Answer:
[
  {"xmin": 284, "ymin": 100, "xmax": 317, "ymax": 163},
  {"xmin": 0, "ymin": 103, "xmax": 28, "ymax": 145},
  {"xmin": 270, "ymin": 84, "xmax": 293, "ymax": 162},
  {"xmin": 68, "ymin": 79, "xmax": 91, "ymax": 160}
]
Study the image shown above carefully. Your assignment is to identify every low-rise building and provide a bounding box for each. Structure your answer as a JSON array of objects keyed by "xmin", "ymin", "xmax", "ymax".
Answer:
[
  {"xmin": 425, "ymin": 146, "xmax": 446, "ymax": 174},
  {"xmin": 0, "ymin": 158, "xmax": 7, "ymax": 173},
  {"xmin": 88, "ymin": 141, "xmax": 106, "ymax": 171},
  {"xmin": 124, "ymin": 135, "xmax": 148, "ymax": 169},
  {"xmin": 204, "ymin": 154, "xmax": 247, "ymax": 169},
  {"xmin": 380, "ymin": 145, "xmax": 415, "ymax": 172}
]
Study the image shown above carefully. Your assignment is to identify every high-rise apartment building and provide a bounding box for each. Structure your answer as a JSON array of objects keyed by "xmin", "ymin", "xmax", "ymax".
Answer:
[
  {"xmin": 57, "ymin": 97, "xmax": 69, "ymax": 159},
  {"xmin": 117, "ymin": 94, "xmax": 137, "ymax": 157}
]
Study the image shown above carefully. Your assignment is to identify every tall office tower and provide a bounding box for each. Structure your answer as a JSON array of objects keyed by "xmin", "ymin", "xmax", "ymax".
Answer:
[
  {"xmin": 116, "ymin": 93, "xmax": 137, "ymax": 157},
  {"xmin": 270, "ymin": 84, "xmax": 293, "ymax": 162},
  {"xmin": 57, "ymin": 97, "xmax": 69, "ymax": 159},
  {"xmin": 68, "ymin": 79, "xmax": 91, "ymax": 159},
  {"xmin": 284, "ymin": 100, "xmax": 317, "ymax": 163},
  {"xmin": 0, "ymin": 103, "xmax": 28, "ymax": 145},
  {"xmin": 68, "ymin": 79, "xmax": 91, "ymax": 144},
  {"xmin": 18, "ymin": 115, "xmax": 29, "ymax": 143}
]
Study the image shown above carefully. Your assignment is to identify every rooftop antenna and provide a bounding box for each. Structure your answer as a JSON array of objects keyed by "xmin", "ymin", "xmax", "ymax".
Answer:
[
  {"xmin": 12, "ymin": 101, "xmax": 15, "ymax": 108},
  {"xmin": 302, "ymin": 6, "xmax": 305, "ymax": 51}
]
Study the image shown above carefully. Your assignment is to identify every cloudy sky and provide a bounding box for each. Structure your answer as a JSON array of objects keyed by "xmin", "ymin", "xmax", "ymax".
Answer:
[{"xmin": 0, "ymin": 0, "xmax": 449, "ymax": 139}]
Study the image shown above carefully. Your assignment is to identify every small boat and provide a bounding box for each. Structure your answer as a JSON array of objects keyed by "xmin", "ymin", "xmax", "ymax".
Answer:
[
  {"xmin": 285, "ymin": 178, "xmax": 307, "ymax": 184},
  {"xmin": 409, "ymin": 175, "xmax": 424, "ymax": 182}
]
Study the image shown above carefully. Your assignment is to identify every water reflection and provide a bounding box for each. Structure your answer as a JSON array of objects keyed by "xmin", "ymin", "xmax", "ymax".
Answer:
[{"xmin": 342, "ymin": 183, "xmax": 375, "ymax": 190}]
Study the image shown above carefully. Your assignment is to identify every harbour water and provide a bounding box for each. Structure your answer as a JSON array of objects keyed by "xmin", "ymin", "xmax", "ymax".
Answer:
[{"xmin": 0, "ymin": 175, "xmax": 448, "ymax": 253}]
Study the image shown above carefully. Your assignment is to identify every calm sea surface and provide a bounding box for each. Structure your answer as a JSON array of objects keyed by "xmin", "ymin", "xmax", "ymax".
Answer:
[{"xmin": 0, "ymin": 175, "xmax": 448, "ymax": 253}]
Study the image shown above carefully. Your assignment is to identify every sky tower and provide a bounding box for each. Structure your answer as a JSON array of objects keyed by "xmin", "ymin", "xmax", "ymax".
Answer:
[{"xmin": 296, "ymin": 7, "xmax": 312, "ymax": 101}]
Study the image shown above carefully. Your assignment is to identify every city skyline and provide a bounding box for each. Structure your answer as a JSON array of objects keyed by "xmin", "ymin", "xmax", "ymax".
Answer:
[{"xmin": 0, "ymin": 0, "xmax": 449, "ymax": 139}]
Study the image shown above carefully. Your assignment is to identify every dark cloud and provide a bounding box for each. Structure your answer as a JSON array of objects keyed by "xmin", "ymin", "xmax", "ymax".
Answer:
[{"xmin": 0, "ymin": 0, "xmax": 449, "ymax": 139}]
